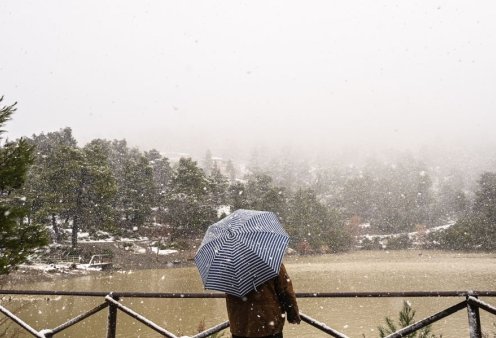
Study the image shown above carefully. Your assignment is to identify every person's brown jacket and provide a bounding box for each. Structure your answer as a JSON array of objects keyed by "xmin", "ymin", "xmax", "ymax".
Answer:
[{"xmin": 225, "ymin": 264, "xmax": 300, "ymax": 337}]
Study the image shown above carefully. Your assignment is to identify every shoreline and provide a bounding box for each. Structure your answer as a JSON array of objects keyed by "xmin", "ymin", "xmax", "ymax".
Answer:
[
  {"xmin": 2, "ymin": 246, "xmax": 495, "ymax": 288},
  {"xmin": 0, "ymin": 242, "xmax": 198, "ymax": 287}
]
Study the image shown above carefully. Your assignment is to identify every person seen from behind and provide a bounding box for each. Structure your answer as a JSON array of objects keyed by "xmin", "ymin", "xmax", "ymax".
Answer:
[{"xmin": 225, "ymin": 263, "xmax": 300, "ymax": 338}]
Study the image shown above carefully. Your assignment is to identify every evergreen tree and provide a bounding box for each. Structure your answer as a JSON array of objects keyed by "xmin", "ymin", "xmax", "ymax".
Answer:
[
  {"xmin": 80, "ymin": 140, "xmax": 117, "ymax": 233},
  {"xmin": 433, "ymin": 182, "xmax": 468, "ymax": 223},
  {"xmin": 378, "ymin": 301, "xmax": 441, "ymax": 338},
  {"xmin": 228, "ymin": 180, "xmax": 248, "ymax": 211},
  {"xmin": 340, "ymin": 174, "xmax": 376, "ymax": 223},
  {"xmin": 225, "ymin": 159, "xmax": 236, "ymax": 181},
  {"xmin": 243, "ymin": 173, "xmax": 286, "ymax": 216},
  {"xmin": 202, "ymin": 149, "xmax": 213, "ymax": 176},
  {"xmin": 165, "ymin": 157, "xmax": 216, "ymax": 238},
  {"xmin": 442, "ymin": 171, "xmax": 496, "ymax": 251},
  {"xmin": 144, "ymin": 149, "xmax": 172, "ymax": 225},
  {"xmin": 473, "ymin": 172, "xmax": 496, "ymax": 222},
  {"xmin": 103, "ymin": 142, "xmax": 155, "ymax": 232},
  {"xmin": 209, "ymin": 163, "xmax": 229, "ymax": 206},
  {"xmin": 118, "ymin": 150, "xmax": 155, "ymax": 231},
  {"xmin": 0, "ymin": 97, "xmax": 48, "ymax": 274},
  {"xmin": 286, "ymin": 188, "xmax": 351, "ymax": 252},
  {"xmin": 28, "ymin": 129, "xmax": 80, "ymax": 243},
  {"xmin": 25, "ymin": 132, "xmax": 117, "ymax": 247}
]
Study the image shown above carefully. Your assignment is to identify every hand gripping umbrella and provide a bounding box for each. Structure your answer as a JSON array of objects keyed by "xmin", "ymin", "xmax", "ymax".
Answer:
[{"xmin": 195, "ymin": 209, "xmax": 289, "ymax": 297}]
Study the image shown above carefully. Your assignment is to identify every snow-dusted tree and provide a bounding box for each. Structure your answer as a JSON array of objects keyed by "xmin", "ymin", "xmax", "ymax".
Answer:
[
  {"xmin": 24, "ymin": 128, "xmax": 79, "ymax": 242},
  {"xmin": 0, "ymin": 97, "xmax": 48, "ymax": 274},
  {"xmin": 117, "ymin": 149, "xmax": 154, "ymax": 231},
  {"xmin": 228, "ymin": 180, "xmax": 248, "ymax": 211},
  {"xmin": 340, "ymin": 174, "xmax": 376, "ymax": 223},
  {"xmin": 25, "ymin": 132, "xmax": 117, "ymax": 247},
  {"xmin": 208, "ymin": 163, "xmax": 229, "ymax": 206},
  {"xmin": 365, "ymin": 161, "xmax": 435, "ymax": 234},
  {"xmin": 473, "ymin": 172, "xmax": 496, "ymax": 223},
  {"xmin": 164, "ymin": 157, "xmax": 216, "ymax": 239},
  {"xmin": 286, "ymin": 188, "xmax": 352, "ymax": 252},
  {"xmin": 225, "ymin": 159, "xmax": 236, "ymax": 181},
  {"xmin": 79, "ymin": 140, "xmax": 117, "ymax": 234},
  {"xmin": 202, "ymin": 149, "xmax": 213, "ymax": 176},
  {"xmin": 242, "ymin": 173, "xmax": 286, "ymax": 215},
  {"xmin": 443, "ymin": 171, "xmax": 496, "ymax": 251},
  {"xmin": 144, "ymin": 149, "xmax": 172, "ymax": 225}
]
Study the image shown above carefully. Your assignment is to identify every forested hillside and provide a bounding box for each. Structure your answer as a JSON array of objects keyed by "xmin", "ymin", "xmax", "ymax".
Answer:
[{"xmin": 12, "ymin": 127, "xmax": 496, "ymax": 253}]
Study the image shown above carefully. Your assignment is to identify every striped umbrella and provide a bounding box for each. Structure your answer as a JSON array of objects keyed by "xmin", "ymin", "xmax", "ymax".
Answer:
[{"xmin": 195, "ymin": 209, "xmax": 290, "ymax": 297}]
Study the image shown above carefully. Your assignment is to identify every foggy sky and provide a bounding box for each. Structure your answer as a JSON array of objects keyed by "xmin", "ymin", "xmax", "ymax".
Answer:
[{"xmin": 1, "ymin": 1, "xmax": 496, "ymax": 159}]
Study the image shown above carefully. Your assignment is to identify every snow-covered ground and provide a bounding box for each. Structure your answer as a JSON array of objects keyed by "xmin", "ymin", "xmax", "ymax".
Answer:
[
  {"xmin": 21, "ymin": 228, "xmax": 180, "ymax": 275},
  {"xmin": 358, "ymin": 221, "xmax": 456, "ymax": 248}
]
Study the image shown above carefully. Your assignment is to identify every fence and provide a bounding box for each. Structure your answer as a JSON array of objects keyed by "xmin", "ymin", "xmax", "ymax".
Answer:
[{"xmin": 1, "ymin": 290, "xmax": 496, "ymax": 338}]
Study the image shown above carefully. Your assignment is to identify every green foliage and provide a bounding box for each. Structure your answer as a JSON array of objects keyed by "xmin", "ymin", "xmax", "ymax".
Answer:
[
  {"xmin": 27, "ymin": 133, "xmax": 118, "ymax": 247},
  {"xmin": 0, "ymin": 97, "xmax": 48, "ymax": 274},
  {"xmin": 10, "ymin": 111, "xmax": 496, "ymax": 254},
  {"xmin": 228, "ymin": 181, "xmax": 248, "ymax": 211},
  {"xmin": 225, "ymin": 159, "xmax": 236, "ymax": 181},
  {"xmin": 441, "ymin": 172, "xmax": 496, "ymax": 251},
  {"xmin": 378, "ymin": 301, "xmax": 442, "ymax": 338},
  {"xmin": 286, "ymin": 188, "xmax": 353, "ymax": 252},
  {"xmin": 118, "ymin": 153, "xmax": 155, "ymax": 230},
  {"xmin": 360, "ymin": 237, "xmax": 383, "ymax": 250},
  {"xmin": 474, "ymin": 172, "xmax": 496, "ymax": 223},
  {"xmin": 314, "ymin": 158, "xmax": 437, "ymax": 236},
  {"xmin": 386, "ymin": 234, "xmax": 412, "ymax": 250},
  {"xmin": 208, "ymin": 163, "xmax": 229, "ymax": 206},
  {"xmin": 238, "ymin": 173, "xmax": 287, "ymax": 215},
  {"xmin": 165, "ymin": 158, "xmax": 217, "ymax": 238}
]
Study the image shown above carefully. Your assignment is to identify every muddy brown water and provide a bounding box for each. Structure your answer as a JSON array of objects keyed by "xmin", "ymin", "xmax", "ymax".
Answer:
[{"xmin": 2, "ymin": 250, "xmax": 496, "ymax": 337}]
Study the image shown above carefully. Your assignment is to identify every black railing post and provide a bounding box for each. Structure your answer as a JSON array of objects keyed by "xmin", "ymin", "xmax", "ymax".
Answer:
[
  {"xmin": 107, "ymin": 293, "xmax": 119, "ymax": 338},
  {"xmin": 467, "ymin": 294, "xmax": 482, "ymax": 338}
]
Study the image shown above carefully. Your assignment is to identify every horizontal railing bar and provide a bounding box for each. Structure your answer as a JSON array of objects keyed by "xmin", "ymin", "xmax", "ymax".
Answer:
[
  {"xmin": 0, "ymin": 303, "xmax": 44, "ymax": 338},
  {"xmin": 50, "ymin": 302, "xmax": 109, "ymax": 334},
  {"xmin": 104, "ymin": 295, "xmax": 178, "ymax": 338},
  {"xmin": 190, "ymin": 321, "xmax": 230, "ymax": 338},
  {"xmin": 2, "ymin": 290, "xmax": 496, "ymax": 298},
  {"xmin": 296, "ymin": 291, "xmax": 496, "ymax": 298},
  {"xmin": 300, "ymin": 312, "xmax": 349, "ymax": 338},
  {"xmin": 385, "ymin": 300, "xmax": 468, "ymax": 338},
  {"xmin": 468, "ymin": 296, "xmax": 496, "ymax": 316}
]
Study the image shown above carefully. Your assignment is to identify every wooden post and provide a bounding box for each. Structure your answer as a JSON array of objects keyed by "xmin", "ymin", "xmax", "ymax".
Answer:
[
  {"xmin": 107, "ymin": 293, "xmax": 119, "ymax": 338},
  {"xmin": 467, "ymin": 295, "xmax": 482, "ymax": 338}
]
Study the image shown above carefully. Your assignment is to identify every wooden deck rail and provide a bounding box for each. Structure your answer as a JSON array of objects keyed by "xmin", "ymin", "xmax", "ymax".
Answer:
[{"xmin": 1, "ymin": 290, "xmax": 495, "ymax": 337}]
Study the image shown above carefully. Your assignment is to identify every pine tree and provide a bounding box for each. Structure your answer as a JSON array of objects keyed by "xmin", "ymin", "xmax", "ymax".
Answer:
[
  {"xmin": 165, "ymin": 157, "xmax": 216, "ymax": 238},
  {"xmin": 0, "ymin": 97, "xmax": 48, "ymax": 274},
  {"xmin": 443, "ymin": 171, "xmax": 496, "ymax": 250},
  {"xmin": 24, "ymin": 128, "xmax": 80, "ymax": 242},
  {"xmin": 118, "ymin": 150, "xmax": 154, "ymax": 231},
  {"xmin": 378, "ymin": 301, "xmax": 441, "ymax": 338},
  {"xmin": 474, "ymin": 172, "xmax": 496, "ymax": 223},
  {"xmin": 209, "ymin": 163, "xmax": 229, "ymax": 206},
  {"xmin": 145, "ymin": 149, "xmax": 172, "ymax": 225},
  {"xmin": 25, "ymin": 132, "xmax": 117, "ymax": 247},
  {"xmin": 243, "ymin": 173, "xmax": 286, "ymax": 215},
  {"xmin": 225, "ymin": 159, "xmax": 236, "ymax": 181},
  {"xmin": 202, "ymin": 149, "xmax": 213, "ymax": 176}
]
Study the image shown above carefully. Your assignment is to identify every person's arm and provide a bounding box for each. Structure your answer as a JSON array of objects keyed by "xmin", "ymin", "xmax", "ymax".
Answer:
[{"xmin": 275, "ymin": 264, "xmax": 301, "ymax": 324}]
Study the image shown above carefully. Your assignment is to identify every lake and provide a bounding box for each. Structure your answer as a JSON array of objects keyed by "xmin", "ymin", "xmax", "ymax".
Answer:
[{"xmin": 2, "ymin": 250, "xmax": 496, "ymax": 337}]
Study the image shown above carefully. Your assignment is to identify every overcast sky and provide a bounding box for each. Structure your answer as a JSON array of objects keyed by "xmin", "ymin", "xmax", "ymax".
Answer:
[{"xmin": 1, "ymin": 1, "xmax": 495, "ymax": 159}]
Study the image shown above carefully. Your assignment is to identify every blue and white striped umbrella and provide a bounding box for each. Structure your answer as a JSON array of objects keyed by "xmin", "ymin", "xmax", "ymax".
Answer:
[{"xmin": 195, "ymin": 209, "xmax": 290, "ymax": 297}]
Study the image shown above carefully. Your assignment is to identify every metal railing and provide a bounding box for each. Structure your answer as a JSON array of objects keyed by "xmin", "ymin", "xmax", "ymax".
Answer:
[{"xmin": 1, "ymin": 290, "xmax": 495, "ymax": 337}]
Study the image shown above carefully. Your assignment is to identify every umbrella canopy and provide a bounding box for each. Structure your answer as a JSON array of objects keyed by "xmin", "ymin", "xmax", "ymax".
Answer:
[{"xmin": 195, "ymin": 209, "xmax": 289, "ymax": 297}]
